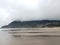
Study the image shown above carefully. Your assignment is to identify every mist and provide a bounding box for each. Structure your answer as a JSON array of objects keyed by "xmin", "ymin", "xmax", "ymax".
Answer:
[{"xmin": 0, "ymin": 0, "xmax": 60, "ymax": 27}]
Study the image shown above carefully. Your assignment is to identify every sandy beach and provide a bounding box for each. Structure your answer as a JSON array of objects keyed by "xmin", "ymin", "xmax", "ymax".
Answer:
[{"xmin": 0, "ymin": 27, "xmax": 60, "ymax": 45}]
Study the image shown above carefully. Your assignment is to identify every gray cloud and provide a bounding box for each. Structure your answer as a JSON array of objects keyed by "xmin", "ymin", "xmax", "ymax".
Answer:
[{"xmin": 0, "ymin": 0, "xmax": 60, "ymax": 27}]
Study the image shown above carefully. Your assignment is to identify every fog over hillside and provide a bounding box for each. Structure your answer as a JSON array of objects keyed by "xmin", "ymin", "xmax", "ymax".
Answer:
[{"xmin": 0, "ymin": 0, "xmax": 60, "ymax": 27}]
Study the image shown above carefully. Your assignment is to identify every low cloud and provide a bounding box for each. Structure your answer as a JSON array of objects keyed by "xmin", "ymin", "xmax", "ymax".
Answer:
[{"xmin": 0, "ymin": 0, "xmax": 60, "ymax": 27}]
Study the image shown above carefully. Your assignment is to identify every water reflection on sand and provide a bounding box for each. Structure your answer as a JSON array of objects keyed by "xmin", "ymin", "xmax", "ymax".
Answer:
[{"xmin": 0, "ymin": 28, "xmax": 60, "ymax": 45}]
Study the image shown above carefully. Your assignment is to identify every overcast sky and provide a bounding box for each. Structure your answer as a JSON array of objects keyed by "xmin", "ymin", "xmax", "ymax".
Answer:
[{"xmin": 0, "ymin": 0, "xmax": 60, "ymax": 27}]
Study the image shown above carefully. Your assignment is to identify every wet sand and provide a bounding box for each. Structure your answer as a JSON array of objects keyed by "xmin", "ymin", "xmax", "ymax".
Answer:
[{"xmin": 0, "ymin": 28, "xmax": 60, "ymax": 45}]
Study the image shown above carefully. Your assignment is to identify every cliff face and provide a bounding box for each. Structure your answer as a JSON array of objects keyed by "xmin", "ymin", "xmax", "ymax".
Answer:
[{"xmin": 1, "ymin": 20, "xmax": 60, "ymax": 28}]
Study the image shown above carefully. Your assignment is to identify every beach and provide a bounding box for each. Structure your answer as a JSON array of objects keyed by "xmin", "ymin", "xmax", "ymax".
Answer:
[{"xmin": 0, "ymin": 28, "xmax": 60, "ymax": 45}]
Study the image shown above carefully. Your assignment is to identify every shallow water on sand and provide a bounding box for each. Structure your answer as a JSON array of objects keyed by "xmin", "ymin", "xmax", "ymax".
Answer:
[{"xmin": 0, "ymin": 28, "xmax": 60, "ymax": 45}]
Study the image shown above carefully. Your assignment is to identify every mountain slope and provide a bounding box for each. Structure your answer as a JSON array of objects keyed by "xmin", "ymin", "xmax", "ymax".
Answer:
[{"xmin": 1, "ymin": 20, "xmax": 60, "ymax": 28}]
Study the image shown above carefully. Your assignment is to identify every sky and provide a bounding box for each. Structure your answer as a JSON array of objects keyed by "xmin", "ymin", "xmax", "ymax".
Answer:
[{"xmin": 0, "ymin": 0, "xmax": 60, "ymax": 27}]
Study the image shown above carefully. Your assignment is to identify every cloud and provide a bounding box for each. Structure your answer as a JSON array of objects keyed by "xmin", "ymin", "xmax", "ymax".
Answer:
[
  {"xmin": 0, "ymin": 0, "xmax": 39, "ymax": 27},
  {"xmin": 0, "ymin": 0, "xmax": 60, "ymax": 27},
  {"xmin": 40, "ymin": 0, "xmax": 60, "ymax": 20}
]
